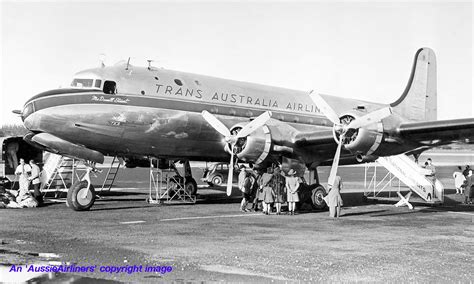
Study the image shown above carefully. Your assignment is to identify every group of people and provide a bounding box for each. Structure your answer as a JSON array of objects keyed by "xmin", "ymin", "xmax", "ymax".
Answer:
[
  {"xmin": 237, "ymin": 165, "xmax": 344, "ymax": 218},
  {"xmin": 453, "ymin": 165, "xmax": 473, "ymax": 204},
  {"xmin": 0, "ymin": 158, "xmax": 42, "ymax": 208},
  {"xmin": 238, "ymin": 166, "xmax": 301, "ymax": 215}
]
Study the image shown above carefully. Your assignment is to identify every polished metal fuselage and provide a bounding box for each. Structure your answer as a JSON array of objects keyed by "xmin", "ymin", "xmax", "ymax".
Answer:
[{"xmin": 22, "ymin": 63, "xmax": 403, "ymax": 165}]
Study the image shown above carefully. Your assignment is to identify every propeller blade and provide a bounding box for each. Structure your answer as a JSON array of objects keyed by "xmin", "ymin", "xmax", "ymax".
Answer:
[
  {"xmin": 201, "ymin": 110, "xmax": 231, "ymax": 137},
  {"xmin": 346, "ymin": 107, "xmax": 392, "ymax": 129},
  {"xmin": 226, "ymin": 145, "xmax": 235, "ymax": 196},
  {"xmin": 236, "ymin": 111, "xmax": 272, "ymax": 138},
  {"xmin": 328, "ymin": 136, "xmax": 344, "ymax": 187},
  {"xmin": 309, "ymin": 91, "xmax": 341, "ymax": 125}
]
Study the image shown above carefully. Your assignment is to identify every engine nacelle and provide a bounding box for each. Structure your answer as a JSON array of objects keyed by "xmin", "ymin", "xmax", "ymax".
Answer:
[
  {"xmin": 227, "ymin": 123, "xmax": 272, "ymax": 164},
  {"xmin": 336, "ymin": 112, "xmax": 384, "ymax": 159}
]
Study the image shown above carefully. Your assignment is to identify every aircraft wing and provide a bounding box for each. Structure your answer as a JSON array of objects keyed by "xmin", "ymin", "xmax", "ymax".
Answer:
[
  {"xmin": 293, "ymin": 130, "xmax": 335, "ymax": 147},
  {"xmin": 397, "ymin": 118, "xmax": 474, "ymax": 145}
]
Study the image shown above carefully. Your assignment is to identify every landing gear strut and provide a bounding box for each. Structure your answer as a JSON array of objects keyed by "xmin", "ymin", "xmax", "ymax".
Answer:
[{"xmin": 182, "ymin": 160, "xmax": 198, "ymax": 196}]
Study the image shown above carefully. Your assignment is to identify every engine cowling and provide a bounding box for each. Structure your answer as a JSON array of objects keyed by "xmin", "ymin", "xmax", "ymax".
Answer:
[
  {"xmin": 335, "ymin": 112, "xmax": 384, "ymax": 162},
  {"xmin": 225, "ymin": 123, "xmax": 272, "ymax": 164}
]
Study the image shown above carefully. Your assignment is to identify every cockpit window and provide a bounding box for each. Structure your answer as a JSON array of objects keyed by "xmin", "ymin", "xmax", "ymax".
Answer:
[
  {"xmin": 71, "ymin": 78, "xmax": 94, "ymax": 88},
  {"xmin": 95, "ymin": 79, "xmax": 102, "ymax": 88},
  {"xmin": 103, "ymin": 81, "xmax": 117, "ymax": 94}
]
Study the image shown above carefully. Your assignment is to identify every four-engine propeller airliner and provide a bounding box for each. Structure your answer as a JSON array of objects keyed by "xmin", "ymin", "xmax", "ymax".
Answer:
[{"xmin": 17, "ymin": 47, "xmax": 474, "ymax": 211}]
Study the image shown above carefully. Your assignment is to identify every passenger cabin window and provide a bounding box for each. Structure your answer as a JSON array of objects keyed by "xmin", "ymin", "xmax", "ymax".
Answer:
[
  {"xmin": 103, "ymin": 81, "xmax": 117, "ymax": 94},
  {"xmin": 71, "ymin": 78, "xmax": 94, "ymax": 88}
]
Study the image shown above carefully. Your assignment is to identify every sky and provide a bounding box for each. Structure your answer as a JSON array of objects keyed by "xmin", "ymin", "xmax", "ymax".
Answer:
[{"xmin": 1, "ymin": 0, "xmax": 473, "ymax": 126}]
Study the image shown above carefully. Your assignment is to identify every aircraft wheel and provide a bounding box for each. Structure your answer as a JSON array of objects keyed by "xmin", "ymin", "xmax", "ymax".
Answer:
[
  {"xmin": 185, "ymin": 178, "xmax": 198, "ymax": 196},
  {"xmin": 311, "ymin": 185, "xmax": 327, "ymax": 210},
  {"xmin": 66, "ymin": 180, "xmax": 96, "ymax": 211}
]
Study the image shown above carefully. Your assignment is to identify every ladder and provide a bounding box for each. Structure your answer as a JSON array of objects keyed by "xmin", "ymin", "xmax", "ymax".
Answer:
[
  {"xmin": 100, "ymin": 156, "xmax": 121, "ymax": 191},
  {"xmin": 40, "ymin": 154, "xmax": 79, "ymax": 196},
  {"xmin": 367, "ymin": 154, "xmax": 444, "ymax": 208},
  {"xmin": 148, "ymin": 158, "xmax": 196, "ymax": 204}
]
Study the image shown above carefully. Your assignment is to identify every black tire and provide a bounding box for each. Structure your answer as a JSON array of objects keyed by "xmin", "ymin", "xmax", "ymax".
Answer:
[
  {"xmin": 212, "ymin": 175, "xmax": 223, "ymax": 186},
  {"xmin": 185, "ymin": 178, "xmax": 198, "ymax": 196},
  {"xmin": 66, "ymin": 180, "xmax": 96, "ymax": 211},
  {"xmin": 311, "ymin": 184, "xmax": 327, "ymax": 210}
]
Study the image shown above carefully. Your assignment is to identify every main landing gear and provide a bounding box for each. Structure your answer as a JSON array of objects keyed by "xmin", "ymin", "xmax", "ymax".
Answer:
[{"xmin": 299, "ymin": 168, "xmax": 328, "ymax": 210}]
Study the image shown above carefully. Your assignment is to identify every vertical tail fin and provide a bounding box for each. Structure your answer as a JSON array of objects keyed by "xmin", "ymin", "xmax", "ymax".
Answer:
[{"xmin": 390, "ymin": 48, "xmax": 437, "ymax": 121}]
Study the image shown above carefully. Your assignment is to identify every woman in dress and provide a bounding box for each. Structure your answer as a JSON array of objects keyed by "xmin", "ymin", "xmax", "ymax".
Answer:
[
  {"xmin": 272, "ymin": 167, "xmax": 286, "ymax": 215},
  {"xmin": 285, "ymin": 169, "xmax": 300, "ymax": 215},
  {"xmin": 260, "ymin": 167, "xmax": 274, "ymax": 215},
  {"xmin": 326, "ymin": 175, "xmax": 344, "ymax": 218}
]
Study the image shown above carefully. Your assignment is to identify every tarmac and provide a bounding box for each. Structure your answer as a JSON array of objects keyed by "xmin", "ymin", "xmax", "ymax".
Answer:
[{"xmin": 0, "ymin": 162, "xmax": 473, "ymax": 282}]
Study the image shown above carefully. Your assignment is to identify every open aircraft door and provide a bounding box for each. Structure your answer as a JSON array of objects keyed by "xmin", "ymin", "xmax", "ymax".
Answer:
[{"xmin": 0, "ymin": 136, "xmax": 43, "ymax": 188}]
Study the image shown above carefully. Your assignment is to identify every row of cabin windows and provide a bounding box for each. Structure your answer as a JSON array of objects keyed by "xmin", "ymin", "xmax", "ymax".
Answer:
[
  {"xmin": 71, "ymin": 78, "xmax": 116, "ymax": 94},
  {"xmin": 70, "ymin": 78, "xmax": 318, "ymax": 125}
]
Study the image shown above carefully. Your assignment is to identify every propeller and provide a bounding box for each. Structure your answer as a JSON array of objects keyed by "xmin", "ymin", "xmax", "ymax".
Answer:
[
  {"xmin": 202, "ymin": 110, "xmax": 272, "ymax": 195},
  {"xmin": 309, "ymin": 91, "xmax": 392, "ymax": 187}
]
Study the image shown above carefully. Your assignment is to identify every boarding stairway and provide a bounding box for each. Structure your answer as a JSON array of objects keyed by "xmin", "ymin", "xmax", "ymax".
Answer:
[
  {"xmin": 40, "ymin": 154, "xmax": 79, "ymax": 196},
  {"xmin": 365, "ymin": 154, "xmax": 444, "ymax": 208},
  {"xmin": 40, "ymin": 154, "xmax": 122, "ymax": 198},
  {"xmin": 100, "ymin": 156, "xmax": 121, "ymax": 191}
]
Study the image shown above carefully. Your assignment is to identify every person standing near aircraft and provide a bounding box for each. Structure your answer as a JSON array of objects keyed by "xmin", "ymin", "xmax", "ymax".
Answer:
[
  {"xmin": 28, "ymin": 160, "xmax": 42, "ymax": 205},
  {"xmin": 251, "ymin": 169, "xmax": 263, "ymax": 212},
  {"xmin": 285, "ymin": 169, "xmax": 300, "ymax": 215},
  {"xmin": 424, "ymin": 158, "xmax": 436, "ymax": 200},
  {"xmin": 6, "ymin": 141, "xmax": 19, "ymax": 170},
  {"xmin": 453, "ymin": 166, "xmax": 465, "ymax": 195},
  {"xmin": 425, "ymin": 158, "xmax": 436, "ymax": 179},
  {"xmin": 462, "ymin": 165, "xmax": 470, "ymax": 177},
  {"xmin": 272, "ymin": 167, "xmax": 286, "ymax": 215},
  {"xmin": 239, "ymin": 171, "xmax": 253, "ymax": 212},
  {"xmin": 238, "ymin": 165, "xmax": 248, "ymax": 211},
  {"xmin": 14, "ymin": 158, "xmax": 31, "ymax": 195},
  {"xmin": 463, "ymin": 170, "xmax": 473, "ymax": 205},
  {"xmin": 326, "ymin": 176, "xmax": 344, "ymax": 218},
  {"xmin": 260, "ymin": 167, "xmax": 274, "ymax": 215}
]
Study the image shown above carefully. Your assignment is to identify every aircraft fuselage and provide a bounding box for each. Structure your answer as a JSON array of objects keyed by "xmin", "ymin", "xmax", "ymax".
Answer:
[{"xmin": 21, "ymin": 62, "xmax": 410, "ymax": 166}]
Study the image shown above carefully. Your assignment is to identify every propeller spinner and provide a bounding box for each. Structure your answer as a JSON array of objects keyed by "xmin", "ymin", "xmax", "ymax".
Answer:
[
  {"xmin": 309, "ymin": 91, "xmax": 392, "ymax": 187},
  {"xmin": 202, "ymin": 110, "xmax": 272, "ymax": 196}
]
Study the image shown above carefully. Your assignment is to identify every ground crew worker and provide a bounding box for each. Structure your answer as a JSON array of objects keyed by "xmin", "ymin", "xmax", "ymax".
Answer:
[
  {"xmin": 28, "ymin": 160, "xmax": 43, "ymax": 205},
  {"xmin": 15, "ymin": 158, "xmax": 31, "ymax": 195}
]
